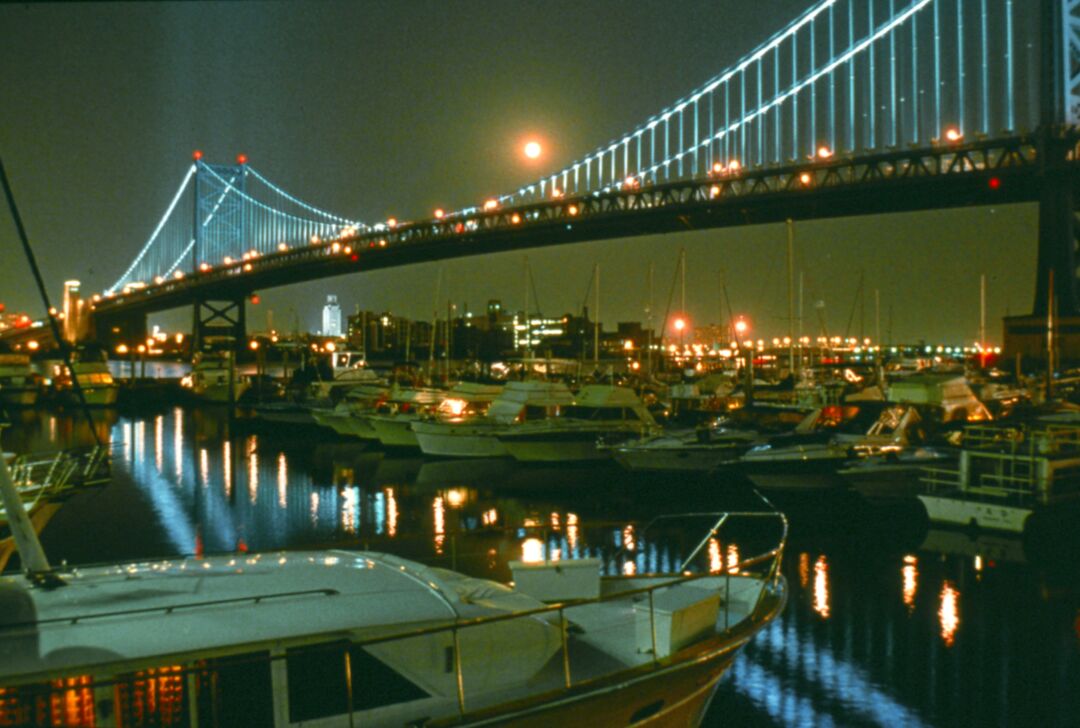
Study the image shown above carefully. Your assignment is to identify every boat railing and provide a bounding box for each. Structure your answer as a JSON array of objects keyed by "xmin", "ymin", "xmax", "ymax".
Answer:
[{"xmin": 962, "ymin": 423, "xmax": 1080, "ymax": 456}]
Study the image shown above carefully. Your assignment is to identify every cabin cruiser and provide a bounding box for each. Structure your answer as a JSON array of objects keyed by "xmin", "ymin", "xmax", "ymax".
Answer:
[
  {"xmin": 610, "ymin": 404, "xmax": 810, "ymax": 474},
  {"xmin": 180, "ymin": 351, "xmax": 250, "ymax": 404},
  {"xmin": 412, "ymin": 380, "xmax": 574, "ymax": 458},
  {"xmin": 919, "ymin": 422, "xmax": 1080, "ymax": 532},
  {"xmin": 0, "ymin": 355, "xmax": 41, "ymax": 408},
  {"xmin": 496, "ymin": 384, "xmax": 657, "ymax": 463},
  {"xmin": 0, "ymin": 447, "xmax": 789, "ymax": 728},
  {"xmin": 737, "ymin": 402, "xmax": 926, "ymax": 491},
  {"xmin": 887, "ymin": 372, "xmax": 991, "ymax": 422},
  {"xmin": 311, "ymin": 383, "xmax": 392, "ymax": 439},
  {"xmin": 51, "ymin": 352, "xmax": 119, "ymax": 407},
  {"xmin": 366, "ymin": 382, "xmax": 502, "ymax": 449},
  {"xmin": 309, "ymin": 350, "xmax": 380, "ymax": 401}
]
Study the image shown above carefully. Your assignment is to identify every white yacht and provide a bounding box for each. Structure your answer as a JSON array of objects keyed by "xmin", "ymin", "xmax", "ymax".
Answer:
[
  {"xmin": 180, "ymin": 352, "xmax": 250, "ymax": 404},
  {"xmin": 738, "ymin": 402, "xmax": 925, "ymax": 491},
  {"xmin": 0, "ymin": 469, "xmax": 789, "ymax": 728},
  {"xmin": 366, "ymin": 383, "xmax": 502, "ymax": 449},
  {"xmin": 52, "ymin": 353, "xmax": 119, "ymax": 407},
  {"xmin": 311, "ymin": 383, "xmax": 392, "ymax": 439},
  {"xmin": 309, "ymin": 350, "xmax": 380, "ymax": 401},
  {"xmin": 611, "ymin": 405, "xmax": 808, "ymax": 474},
  {"xmin": 496, "ymin": 384, "xmax": 657, "ymax": 463},
  {"xmin": 920, "ymin": 422, "xmax": 1080, "ymax": 532},
  {"xmin": 0, "ymin": 354, "xmax": 40, "ymax": 408},
  {"xmin": 412, "ymin": 380, "xmax": 574, "ymax": 458}
]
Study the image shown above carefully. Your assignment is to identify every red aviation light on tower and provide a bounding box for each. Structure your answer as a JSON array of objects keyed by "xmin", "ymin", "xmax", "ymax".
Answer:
[
  {"xmin": 192, "ymin": 150, "xmax": 203, "ymax": 161},
  {"xmin": 236, "ymin": 153, "xmax": 248, "ymax": 165}
]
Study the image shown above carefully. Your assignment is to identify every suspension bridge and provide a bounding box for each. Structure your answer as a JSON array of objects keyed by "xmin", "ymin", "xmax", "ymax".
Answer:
[{"xmin": 18, "ymin": 0, "xmax": 1080, "ymax": 356}]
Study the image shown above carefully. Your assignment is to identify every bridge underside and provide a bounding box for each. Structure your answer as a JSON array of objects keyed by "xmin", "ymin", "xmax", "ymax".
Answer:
[{"xmin": 93, "ymin": 139, "xmax": 1056, "ymax": 321}]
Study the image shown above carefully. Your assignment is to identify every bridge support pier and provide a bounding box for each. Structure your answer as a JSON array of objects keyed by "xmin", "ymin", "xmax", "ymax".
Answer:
[
  {"xmin": 1003, "ymin": 130, "xmax": 1080, "ymax": 369},
  {"xmin": 192, "ymin": 299, "xmax": 246, "ymax": 355}
]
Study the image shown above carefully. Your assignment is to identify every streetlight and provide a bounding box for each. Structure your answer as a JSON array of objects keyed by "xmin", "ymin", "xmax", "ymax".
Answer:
[
  {"xmin": 673, "ymin": 317, "xmax": 687, "ymax": 355},
  {"xmin": 734, "ymin": 318, "xmax": 753, "ymax": 405}
]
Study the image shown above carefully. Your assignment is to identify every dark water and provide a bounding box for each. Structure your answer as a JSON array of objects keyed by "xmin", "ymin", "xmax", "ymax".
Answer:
[{"xmin": 3, "ymin": 407, "xmax": 1079, "ymax": 727}]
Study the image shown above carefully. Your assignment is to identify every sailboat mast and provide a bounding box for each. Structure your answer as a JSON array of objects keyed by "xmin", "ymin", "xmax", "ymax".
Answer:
[
  {"xmin": 593, "ymin": 263, "xmax": 600, "ymax": 368},
  {"xmin": 979, "ymin": 273, "xmax": 987, "ymax": 348},
  {"xmin": 646, "ymin": 263, "xmax": 654, "ymax": 376},
  {"xmin": 786, "ymin": 219, "xmax": 795, "ymax": 377}
]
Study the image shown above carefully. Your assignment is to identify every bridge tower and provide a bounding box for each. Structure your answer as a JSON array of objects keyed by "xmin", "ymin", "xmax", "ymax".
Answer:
[
  {"xmin": 191, "ymin": 155, "xmax": 248, "ymax": 353},
  {"xmin": 1005, "ymin": 0, "xmax": 1080, "ymax": 365}
]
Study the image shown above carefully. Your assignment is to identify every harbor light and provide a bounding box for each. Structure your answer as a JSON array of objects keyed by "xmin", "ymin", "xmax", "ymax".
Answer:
[
  {"xmin": 249, "ymin": 340, "xmax": 259, "ymax": 351},
  {"xmin": 734, "ymin": 318, "xmax": 749, "ymax": 336},
  {"xmin": 483, "ymin": 199, "xmax": 499, "ymax": 211},
  {"xmin": 817, "ymin": 146, "xmax": 833, "ymax": 159},
  {"xmin": 116, "ymin": 344, "xmax": 128, "ymax": 355},
  {"xmin": 434, "ymin": 208, "xmax": 445, "ymax": 219},
  {"xmin": 521, "ymin": 538, "xmax": 544, "ymax": 564},
  {"xmin": 523, "ymin": 141, "xmax": 542, "ymax": 159},
  {"xmin": 799, "ymin": 172, "xmax": 812, "ymax": 186},
  {"xmin": 945, "ymin": 127, "xmax": 963, "ymax": 143},
  {"xmin": 673, "ymin": 317, "xmax": 686, "ymax": 333}
]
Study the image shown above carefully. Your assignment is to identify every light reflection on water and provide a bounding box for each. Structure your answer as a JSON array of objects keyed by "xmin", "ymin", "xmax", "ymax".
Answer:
[{"xmin": 2, "ymin": 408, "xmax": 1079, "ymax": 727}]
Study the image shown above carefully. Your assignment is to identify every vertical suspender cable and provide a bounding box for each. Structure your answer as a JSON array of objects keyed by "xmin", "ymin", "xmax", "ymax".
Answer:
[
  {"xmin": 848, "ymin": 0, "xmax": 856, "ymax": 152},
  {"xmin": 810, "ymin": 18, "xmax": 817, "ymax": 149},
  {"xmin": 934, "ymin": 0, "xmax": 942, "ymax": 136},
  {"xmin": 890, "ymin": 0, "xmax": 898, "ymax": 146},
  {"xmin": 829, "ymin": 2, "xmax": 836, "ymax": 151},
  {"xmin": 911, "ymin": 6, "xmax": 920, "ymax": 143},
  {"xmin": 793, "ymin": 32, "xmax": 799, "ymax": 159},
  {"xmin": 869, "ymin": 1, "xmax": 876, "ymax": 149},
  {"xmin": 957, "ymin": 0, "xmax": 965, "ymax": 132},
  {"xmin": 775, "ymin": 44, "xmax": 782, "ymax": 162},
  {"xmin": 1005, "ymin": 0, "xmax": 1014, "ymax": 130},
  {"xmin": 980, "ymin": 0, "xmax": 989, "ymax": 133}
]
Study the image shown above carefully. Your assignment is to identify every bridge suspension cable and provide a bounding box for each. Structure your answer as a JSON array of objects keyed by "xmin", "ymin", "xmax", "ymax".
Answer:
[{"xmin": 493, "ymin": 0, "xmax": 1032, "ymax": 208}]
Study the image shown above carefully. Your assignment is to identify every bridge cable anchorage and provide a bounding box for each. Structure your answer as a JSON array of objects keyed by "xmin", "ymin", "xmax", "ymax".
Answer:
[{"xmin": 107, "ymin": 164, "xmax": 196, "ymax": 294}]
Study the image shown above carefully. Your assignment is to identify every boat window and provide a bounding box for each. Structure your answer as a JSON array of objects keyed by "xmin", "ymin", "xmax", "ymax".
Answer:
[
  {"xmin": 287, "ymin": 642, "xmax": 350, "ymax": 722},
  {"xmin": 349, "ymin": 645, "xmax": 429, "ymax": 710},
  {"xmin": 116, "ymin": 666, "xmax": 190, "ymax": 726},
  {"xmin": 195, "ymin": 652, "xmax": 274, "ymax": 728},
  {"xmin": 287, "ymin": 642, "xmax": 430, "ymax": 722},
  {"xmin": 522, "ymin": 405, "xmax": 550, "ymax": 421}
]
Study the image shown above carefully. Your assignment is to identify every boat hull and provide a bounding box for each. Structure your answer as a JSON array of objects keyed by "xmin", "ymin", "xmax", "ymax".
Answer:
[
  {"xmin": 918, "ymin": 494, "xmax": 1032, "ymax": 532},
  {"xmin": 313, "ymin": 410, "xmax": 379, "ymax": 439},
  {"xmin": 498, "ymin": 430, "xmax": 612, "ymax": 463},
  {"xmin": 739, "ymin": 456, "xmax": 850, "ymax": 491},
  {"xmin": 413, "ymin": 423, "xmax": 508, "ymax": 458},
  {"xmin": 0, "ymin": 388, "xmax": 38, "ymax": 407},
  {"xmin": 613, "ymin": 445, "xmax": 741, "ymax": 474},
  {"xmin": 368, "ymin": 415, "xmax": 421, "ymax": 448}
]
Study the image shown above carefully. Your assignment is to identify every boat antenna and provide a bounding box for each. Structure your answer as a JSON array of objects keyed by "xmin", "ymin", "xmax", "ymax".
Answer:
[{"xmin": 0, "ymin": 157, "xmax": 102, "ymax": 447}]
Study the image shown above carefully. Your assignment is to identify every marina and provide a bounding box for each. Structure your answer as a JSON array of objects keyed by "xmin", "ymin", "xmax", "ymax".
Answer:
[
  {"xmin": 4, "ymin": 0, "xmax": 1080, "ymax": 724},
  {"xmin": 1, "ymin": 403, "xmax": 1079, "ymax": 726}
]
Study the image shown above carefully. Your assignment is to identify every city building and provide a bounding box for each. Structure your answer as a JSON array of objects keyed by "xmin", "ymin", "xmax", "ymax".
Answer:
[{"xmin": 322, "ymin": 295, "xmax": 341, "ymax": 337}]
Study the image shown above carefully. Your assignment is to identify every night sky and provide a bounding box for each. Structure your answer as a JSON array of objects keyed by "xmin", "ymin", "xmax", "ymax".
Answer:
[{"xmin": 0, "ymin": 1, "xmax": 1037, "ymax": 344}]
